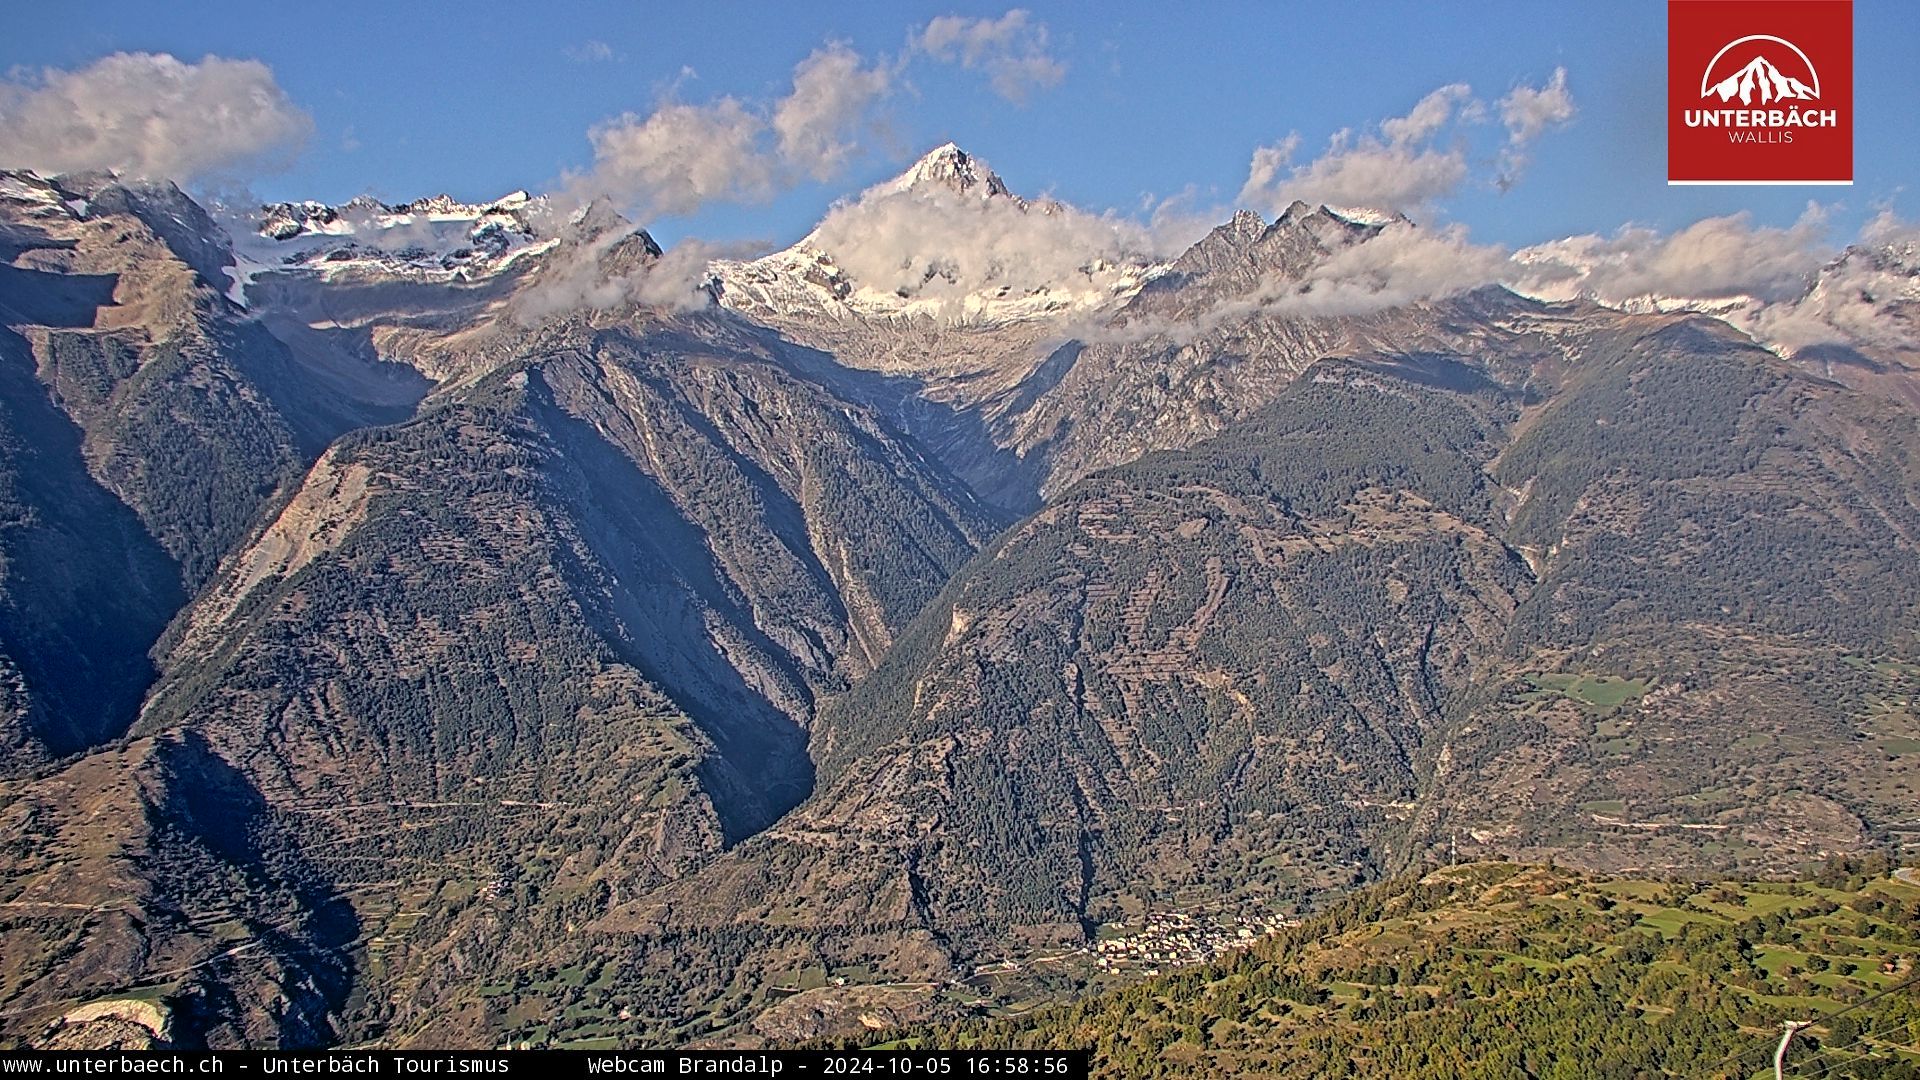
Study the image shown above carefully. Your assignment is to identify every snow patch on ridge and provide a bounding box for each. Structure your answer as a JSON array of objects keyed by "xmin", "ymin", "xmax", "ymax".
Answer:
[{"xmin": 224, "ymin": 189, "xmax": 557, "ymax": 301}]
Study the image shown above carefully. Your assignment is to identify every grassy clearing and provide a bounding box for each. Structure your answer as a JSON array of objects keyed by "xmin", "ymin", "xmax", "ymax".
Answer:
[
  {"xmin": 1634, "ymin": 907, "xmax": 1719, "ymax": 936},
  {"xmin": 1526, "ymin": 673, "xmax": 1650, "ymax": 711}
]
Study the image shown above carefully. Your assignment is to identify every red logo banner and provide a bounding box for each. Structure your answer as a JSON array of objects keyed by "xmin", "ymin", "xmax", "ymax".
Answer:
[{"xmin": 1668, "ymin": 0, "xmax": 1853, "ymax": 184}]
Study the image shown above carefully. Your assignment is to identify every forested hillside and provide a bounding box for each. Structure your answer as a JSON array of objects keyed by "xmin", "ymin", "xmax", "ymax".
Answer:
[
  {"xmin": 642, "ymin": 303, "xmax": 1920, "ymax": 950},
  {"xmin": 875, "ymin": 860, "xmax": 1920, "ymax": 1079}
]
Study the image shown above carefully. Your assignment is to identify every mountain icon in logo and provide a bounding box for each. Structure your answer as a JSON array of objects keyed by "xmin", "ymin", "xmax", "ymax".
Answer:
[{"xmin": 1700, "ymin": 36, "xmax": 1820, "ymax": 105}]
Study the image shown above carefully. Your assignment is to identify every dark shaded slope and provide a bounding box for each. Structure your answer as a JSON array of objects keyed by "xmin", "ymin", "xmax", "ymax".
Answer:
[
  {"xmin": 0, "ymin": 329, "xmax": 181, "ymax": 759},
  {"xmin": 1498, "ymin": 317, "xmax": 1920, "ymax": 648},
  {"xmin": 0, "ymin": 173, "xmax": 432, "ymax": 763},
  {"xmin": 0, "ymin": 731, "xmax": 362, "ymax": 1049},
  {"xmin": 591, "ymin": 354, "xmax": 1537, "ymax": 1050},
  {"xmin": 762, "ymin": 358, "xmax": 1531, "ymax": 937},
  {"xmin": 6, "ymin": 306, "xmax": 1002, "ymax": 1047}
]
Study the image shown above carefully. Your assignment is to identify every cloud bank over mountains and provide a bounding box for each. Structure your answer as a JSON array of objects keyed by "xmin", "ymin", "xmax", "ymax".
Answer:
[
  {"xmin": 1511, "ymin": 206, "xmax": 1832, "ymax": 306},
  {"xmin": 0, "ymin": 23, "xmax": 1904, "ymax": 361}
]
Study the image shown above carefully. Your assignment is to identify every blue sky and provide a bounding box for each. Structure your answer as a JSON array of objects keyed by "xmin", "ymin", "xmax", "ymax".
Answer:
[{"xmin": 4, "ymin": 1, "xmax": 1915, "ymax": 251}]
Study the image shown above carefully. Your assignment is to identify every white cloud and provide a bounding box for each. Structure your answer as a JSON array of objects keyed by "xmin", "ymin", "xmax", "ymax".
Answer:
[
  {"xmin": 773, "ymin": 43, "xmax": 895, "ymax": 181},
  {"xmin": 1508, "ymin": 206, "xmax": 1831, "ymax": 305},
  {"xmin": 1079, "ymin": 216, "xmax": 1513, "ymax": 348},
  {"xmin": 1138, "ymin": 185, "xmax": 1225, "ymax": 256},
  {"xmin": 1239, "ymin": 132, "xmax": 1470, "ymax": 217},
  {"xmin": 1240, "ymin": 72, "xmax": 1574, "ymax": 214},
  {"xmin": 1500, "ymin": 67, "xmax": 1575, "ymax": 145},
  {"xmin": 1736, "ymin": 210, "xmax": 1918, "ymax": 352},
  {"xmin": 569, "ymin": 41, "xmax": 904, "ymax": 218},
  {"xmin": 1267, "ymin": 221, "xmax": 1509, "ymax": 317},
  {"xmin": 1502, "ymin": 205, "xmax": 1920, "ymax": 357},
  {"xmin": 1381, "ymin": 83, "xmax": 1476, "ymax": 145},
  {"xmin": 1239, "ymin": 134, "xmax": 1299, "ymax": 208},
  {"xmin": 912, "ymin": 9, "xmax": 1066, "ymax": 103},
  {"xmin": 1497, "ymin": 67, "xmax": 1574, "ymax": 185},
  {"xmin": 627, "ymin": 238, "xmax": 748, "ymax": 312},
  {"xmin": 576, "ymin": 97, "xmax": 778, "ymax": 217},
  {"xmin": 509, "ymin": 230, "xmax": 633, "ymax": 322},
  {"xmin": 1239, "ymin": 84, "xmax": 1477, "ymax": 215},
  {"xmin": 510, "ymin": 229, "xmax": 763, "ymax": 323},
  {"xmin": 0, "ymin": 52, "xmax": 312, "ymax": 183},
  {"xmin": 1862, "ymin": 208, "xmax": 1918, "ymax": 249},
  {"xmin": 569, "ymin": 13, "xmax": 1071, "ymax": 221}
]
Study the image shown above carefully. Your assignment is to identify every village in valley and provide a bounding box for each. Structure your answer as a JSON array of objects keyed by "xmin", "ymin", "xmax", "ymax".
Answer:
[{"xmin": 1089, "ymin": 910, "xmax": 1298, "ymax": 976}]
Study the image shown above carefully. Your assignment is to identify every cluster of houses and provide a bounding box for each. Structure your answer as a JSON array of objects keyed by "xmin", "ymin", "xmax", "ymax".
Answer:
[{"xmin": 1092, "ymin": 910, "xmax": 1295, "ymax": 975}]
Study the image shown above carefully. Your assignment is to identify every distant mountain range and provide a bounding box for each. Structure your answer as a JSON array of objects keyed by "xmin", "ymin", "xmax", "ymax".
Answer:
[{"xmin": 1, "ymin": 146, "xmax": 1916, "ymax": 1051}]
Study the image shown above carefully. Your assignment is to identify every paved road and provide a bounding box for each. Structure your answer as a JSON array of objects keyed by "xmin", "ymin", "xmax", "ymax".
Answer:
[{"xmin": 1896, "ymin": 867, "xmax": 1919, "ymax": 886}]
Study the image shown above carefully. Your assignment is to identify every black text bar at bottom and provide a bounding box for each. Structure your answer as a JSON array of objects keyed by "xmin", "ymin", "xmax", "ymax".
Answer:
[{"xmin": 0, "ymin": 1051, "xmax": 1089, "ymax": 1080}]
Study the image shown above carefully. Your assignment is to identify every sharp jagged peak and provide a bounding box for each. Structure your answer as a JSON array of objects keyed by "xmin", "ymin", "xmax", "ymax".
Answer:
[
  {"xmin": 714, "ymin": 141, "xmax": 1166, "ymax": 327},
  {"xmin": 1189, "ymin": 201, "xmax": 1400, "ymax": 253},
  {"xmin": 1190, "ymin": 202, "xmax": 1407, "ymax": 257},
  {"xmin": 884, "ymin": 142, "xmax": 1014, "ymax": 201},
  {"xmin": 1267, "ymin": 199, "xmax": 1408, "ymax": 230},
  {"xmin": 1218, "ymin": 209, "xmax": 1266, "ymax": 242},
  {"xmin": 1164, "ymin": 201, "xmax": 1410, "ymax": 284},
  {"xmin": 1266, "ymin": 202, "xmax": 1409, "ymax": 255},
  {"xmin": 1274, "ymin": 199, "xmax": 1318, "ymax": 226},
  {"xmin": 1167, "ymin": 210, "xmax": 1268, "ymax": 273}
]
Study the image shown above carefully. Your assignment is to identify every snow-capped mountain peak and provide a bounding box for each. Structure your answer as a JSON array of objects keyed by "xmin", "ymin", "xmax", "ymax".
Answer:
[
  {"xmin": 713, "ymin": 144, "xmax": 1161, "ymax": 327},
  {"xmin": 230, "ymin": 188, "xmax": 558, "ymax": 296},
  {"xmin": 884, "ymin": 142, "xmax": 1014, "ymax": 202},
  {"xmin": 255, "ymin": 190, "xmax": 540, "ymax": 243},
  {"xmin": 1325, "ymin": 205, "xmax": 1411, "ymax": 229}
]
